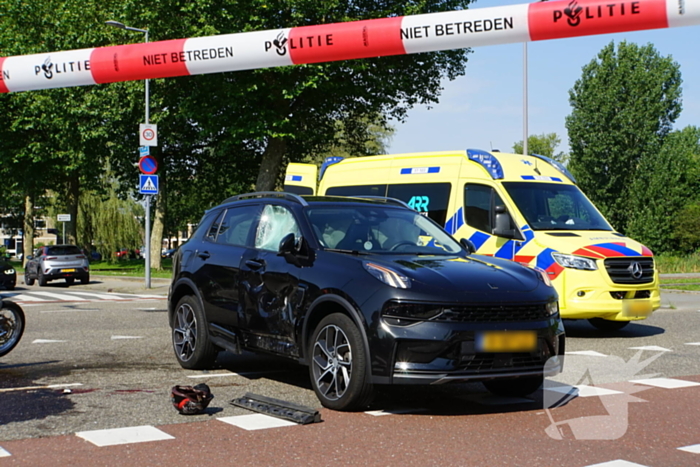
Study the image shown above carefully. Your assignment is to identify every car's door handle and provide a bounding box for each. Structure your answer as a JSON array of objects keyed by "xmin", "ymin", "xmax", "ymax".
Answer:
[
  {"xmin": 197, "ymin": 251, "xmax": 210, "ymax": 260},
  {"xmin": 245, "ymin": 259, "xmax": 264, "ymax": 270}
]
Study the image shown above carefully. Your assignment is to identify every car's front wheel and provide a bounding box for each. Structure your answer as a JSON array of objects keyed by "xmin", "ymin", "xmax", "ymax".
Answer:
[
  {"xmin": 24, "ymin": 271, "xmax": 34, "ymax": 286},
  {"xmin": 588, "ymin": 318, "xmax": 629, "ymax": 331},
  {"xmin": 171, "ymin": 295, "xmax": 218, "ymax": 370},
  {"xmin": 483, "ymin": 376, "xmax": 543, "ymax": 398},
  {"xmin": 309, "ymin": 313, "xmax": 373, "ymax": 411}
]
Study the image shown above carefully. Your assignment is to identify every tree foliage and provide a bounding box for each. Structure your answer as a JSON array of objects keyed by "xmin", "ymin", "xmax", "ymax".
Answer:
[
  {"xmin": 566, "ymin": 41, "xmax": 682, "ymax": 234},
  {"xmin": 512, "ymin": 133, "xmax": 568, "ymax": 163}
]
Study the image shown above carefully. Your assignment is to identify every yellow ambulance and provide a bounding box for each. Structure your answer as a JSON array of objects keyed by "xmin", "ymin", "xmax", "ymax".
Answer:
[{"xmin": 285, "ymin": 149, "xmax": 660, "ymax": 330}]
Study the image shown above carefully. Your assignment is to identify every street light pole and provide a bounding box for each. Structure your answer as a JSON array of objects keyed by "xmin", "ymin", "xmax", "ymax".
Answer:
[{"xmin": 106, "ymin": 20, "xmax": 151, "ymax": 289}]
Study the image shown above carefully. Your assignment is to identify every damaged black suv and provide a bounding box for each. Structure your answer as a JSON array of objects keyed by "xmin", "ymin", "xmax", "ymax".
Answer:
[{"xmin": 168, "ymin": 193, "xmax": 565, "ymax": 411}]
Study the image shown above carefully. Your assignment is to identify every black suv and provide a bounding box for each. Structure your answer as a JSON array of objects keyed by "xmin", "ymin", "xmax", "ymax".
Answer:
[{"xmin": 168, "ymin": 193, "xmax": 565, "ymax": 410}]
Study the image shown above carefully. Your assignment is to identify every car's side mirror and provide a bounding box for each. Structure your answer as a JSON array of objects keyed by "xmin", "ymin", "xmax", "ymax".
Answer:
[
  {"xmin": 492, "ymin": 205, "xmax": 524, "ymax": 240},
  {"xmin": 278, "ymin": 233, "xmax": 297, "ymax": 256},
  {"xmin": 460, "ymin": 238, "xmax": 476, "ymax": 254}
]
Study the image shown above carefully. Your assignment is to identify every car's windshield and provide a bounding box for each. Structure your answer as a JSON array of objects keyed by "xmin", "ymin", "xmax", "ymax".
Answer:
[
  {"xmin": 46, "ymin": 245, "xmax": 82, "ymax": 256},
  {"xmin": 502, "ymin": 182, "xmax": 613, "ymax": 231},
  {"xmin": 306, "ymin": 205, "xmax": 462, "ymax": 255}
]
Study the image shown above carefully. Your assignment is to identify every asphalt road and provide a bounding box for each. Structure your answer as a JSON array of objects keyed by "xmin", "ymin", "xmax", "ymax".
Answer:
[{"xmin": 0, "ymin": 277, "xmax": 699, "ymax": 466}]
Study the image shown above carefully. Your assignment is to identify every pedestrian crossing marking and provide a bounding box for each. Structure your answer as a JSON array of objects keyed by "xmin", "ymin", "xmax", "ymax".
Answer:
[{"xmin": 3, "ymin": 290, "xmax": 166, "ymax": 304}]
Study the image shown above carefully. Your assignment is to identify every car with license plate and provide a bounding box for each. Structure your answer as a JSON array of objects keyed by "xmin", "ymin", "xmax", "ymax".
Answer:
[
  {"xmin": 24, "ymin": 244, "xmax": 90, "ymax": 286},
  {"xmin": 168, "ymin": 193, "xmax": 565, "ymax": 411}
]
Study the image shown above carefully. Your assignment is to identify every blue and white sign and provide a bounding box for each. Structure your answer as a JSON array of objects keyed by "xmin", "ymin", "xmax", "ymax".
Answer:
[
  {"xmin": 139, "ymin": 146, "xmax": 150, "ymax": 157},
  {"xmin": 139, "ymin": 174, "xmax": 159, "ymax": 195}
]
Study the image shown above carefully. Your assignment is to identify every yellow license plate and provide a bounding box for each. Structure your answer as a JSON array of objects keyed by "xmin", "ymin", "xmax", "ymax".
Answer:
[
  {"xmin": 623, "ymin": 300, "xmax": 652, "ymax": 317},
  {"xmin": 477, "ymin": 331, "xmax": 537, "ymax": 353},
  {"xmin": 61, "ymin": 269, "xmax": 76, "ymax": 273}
]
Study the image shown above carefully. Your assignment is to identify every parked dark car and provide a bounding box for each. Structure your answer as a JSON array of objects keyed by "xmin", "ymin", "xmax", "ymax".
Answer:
[
  {"xmin": 168, "ymin": 193, "xmax": 565, "ymax": 411},
  {"xmin": 0, "ymin": 259, "xmax": 17, "ymax": 290},
  {"xmin": 24, "ymin": 245, "xmax": 90, "ymax": 286}
]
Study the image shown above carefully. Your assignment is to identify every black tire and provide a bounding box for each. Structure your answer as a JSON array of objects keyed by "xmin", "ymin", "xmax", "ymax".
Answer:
[
  {"xmin": 171, "ymin": 295, "xmax": 218, "ymax": 370},
  {"xmin": 38, "ymin": 271, "xmax": 47, "ymax": 287},
  {"xmin": 80, "ymin": 274, "xmax": 90, "ymax": 285},
  {"xmin": 308, "ymin": 313, "xmax": 373, "ymax": 411},
  {"xmin": 5, "ymin": 283, "xmax": 15, "ymax": 291},
  {"xmin": 65, "ymin": 277, "xmax": 75, "ymax": 285},
  {"xmin": 588, "ymin": 318, "xmax": 630, "ymax": 331},
  {"xmin": 0, "ymin": 300, "xmax": 25, "ymax": 357},
  {"xmin": 483, "ymin": 376, "xmax": 543, "ymax": 398},
  {"xmin": 24, "ymin": 271, "xmax": 35, "ymax": 286}
]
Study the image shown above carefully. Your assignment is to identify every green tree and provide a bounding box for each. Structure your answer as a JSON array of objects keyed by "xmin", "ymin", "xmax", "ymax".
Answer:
[
  {"xmin": 566, "ymin": 41, "xmax": 682, "ymax": 234},
  {"xmin": 626, "ymin": 126, "xmax": 700, "ymax": 254},
  {"xmin": 512, "ymin": 133, "xmax": 568, "ymax": 164}
]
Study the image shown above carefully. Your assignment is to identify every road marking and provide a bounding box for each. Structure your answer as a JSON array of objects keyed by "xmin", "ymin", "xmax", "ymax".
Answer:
[
  {"xmin": 3, "ymin": 293, "xmax": 48, "ymax": 302},
  {"xmin": 685, "ymin": 342, "xmax": 700, "ymax": 346},
  {"xmin": 186, "ymin": 370, "xmax": 287, "ymax": 379},
  {"xmin": 583, "ymin": 461, "xmax": 649, "ymax": 467},
  {"xmin": 545, "ymin": 384, "xmax": 623, "ymax": 398},
  {"xmin": 68, "ymin": 291, "xmax": 133, "ymax": 300},
  {"xmin": 677, "ymin": 443, "xmax": 700, "ymax": 454},
  {"xmin": 111, "ymin": 335, "xmax": 143, "ymax": 340},
  {"xmin": 32, "ymin": 339, "xmax": 68, "ymax": 344},
  {"xmin": 630, "ymin": 378, "xmax": 700, "ymax": 389},
  {"xmin": 566, "ymin": 350, "xmax": 608, "ymax": 357},
  {"xmin": 365, "ymin": 408, "xmax": 428, "ymax": 416},
  {"xmin": 29, "ymin": 291, "xmax": 89, "ymax": 301},
  {"xmin": 0, "ymin": 383, "xmax": 82, "ymax": 393},
  {"xmin": 218, "ymin": 414, "xmax": 296, "ymax": 430},
  {"xmin": 628, "ymin": 346, "xmax": 671, "ymax": 352},
  {"xmin": 76, "ymin": 425, "xmax": 174, "ymax": 447},
  {"xmin": 0, "ymin": 447, "xmax": 10, "ymax": 457}
]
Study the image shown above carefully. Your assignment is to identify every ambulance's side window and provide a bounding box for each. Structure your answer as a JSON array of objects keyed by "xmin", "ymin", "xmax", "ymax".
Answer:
[
  {"xmin": 387, "ymin": 183, "xmax": 451, "ymax": 226},
  {"xmin": 325, "ymin": 185, "xmax": 387, "ymax": 197},
  {"xmin": 464, "ymin": 184, "xmax": 504, "ymax": 233}
]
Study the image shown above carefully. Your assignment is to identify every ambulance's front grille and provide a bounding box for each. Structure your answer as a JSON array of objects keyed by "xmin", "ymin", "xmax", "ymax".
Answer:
[{"xmin": 604, "ymin": 257, "xmax": 655, "ymax": 284}]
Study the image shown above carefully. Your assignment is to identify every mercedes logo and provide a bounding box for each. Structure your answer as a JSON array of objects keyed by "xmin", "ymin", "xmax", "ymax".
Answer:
[{"xmin": 628, "ymin": 261, "xmax": 643, "ymax": 279}]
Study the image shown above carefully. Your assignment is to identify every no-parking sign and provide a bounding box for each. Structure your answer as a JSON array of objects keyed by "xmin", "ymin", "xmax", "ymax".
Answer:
[{"xmin": 139, "ymin": 124, "xmax": 158, "ymax": 147}]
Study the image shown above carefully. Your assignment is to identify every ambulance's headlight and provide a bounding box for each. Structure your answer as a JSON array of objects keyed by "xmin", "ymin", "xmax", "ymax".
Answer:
[{"xmin": 552, "ymin": 253, "xmax": 597, "ymax": 271}]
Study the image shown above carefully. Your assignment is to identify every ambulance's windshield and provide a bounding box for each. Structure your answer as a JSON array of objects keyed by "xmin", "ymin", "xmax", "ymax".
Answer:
[{"xmin": 502, "ymin": 182, "xmax": 613, "ymax": 231}]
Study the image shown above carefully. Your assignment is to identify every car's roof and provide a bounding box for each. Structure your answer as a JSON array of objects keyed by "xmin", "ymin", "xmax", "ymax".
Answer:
[{"xmin": 216, "ymin": 192, "xmax": 409, "ymax": 210}]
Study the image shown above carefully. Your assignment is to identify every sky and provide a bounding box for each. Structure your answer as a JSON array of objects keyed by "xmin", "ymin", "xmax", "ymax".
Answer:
[{"xmin": 386, "ymin": 0, "xmax": 700, "ymax": 156}]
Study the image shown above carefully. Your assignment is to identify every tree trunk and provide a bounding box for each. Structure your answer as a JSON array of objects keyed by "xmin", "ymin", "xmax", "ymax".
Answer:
[
  {"xmin": 23, "ymin": 194, "xmax": 35, "ymax": 267},
  {"xmin": 66, "ymin": 174, "xmax": 80, "ymax": 244},
  {"xmin": 150, "ymin": 195, "xmax": 165, "ymax": 271},
  {"xmin": 255, "ymin": 137, "xmax": 288, "ymax": 191}
]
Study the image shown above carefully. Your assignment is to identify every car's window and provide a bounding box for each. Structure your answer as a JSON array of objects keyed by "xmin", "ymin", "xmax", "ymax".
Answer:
[
  {"xmin": 205, "ymin": 209, "xmax": 226, "ymax": 242},
  {"xmin": 45, "ymin": 246, "xmax": 82, "ymax": 256},
  {"xmin": 464, "ymin": 184, "xmax": 504, "ymax": 233},
  {"xmin": 216, "ymin": 206, "xmax": 259, "ymax": 246},
  {"xmin": 254, "ymin": 205, "xmax": 301, "ymax": 251},
  {"xmin": 387, "ymin": 183, "xmax": 452, "ymax": 226},
  {"xmin": 325, "ymin": 184, "xmax": 387, "ymax": 197},
  {"xmin": 307, "ymin": 205, "xmax": 462, "ymax": 254}
]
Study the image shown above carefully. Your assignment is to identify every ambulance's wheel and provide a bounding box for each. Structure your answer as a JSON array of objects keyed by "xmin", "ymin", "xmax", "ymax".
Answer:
[{"xmin": 588, "ymin": 318, "xmax": 629, "ymax": 331}]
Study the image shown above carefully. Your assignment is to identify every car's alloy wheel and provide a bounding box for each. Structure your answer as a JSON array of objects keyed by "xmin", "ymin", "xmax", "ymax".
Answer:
[
  {"xmin": 172, "ymin": 295, "xmax": 217, "ymax": 370},
  {"xmin": 24, "ymin": 271, "xmax": 34, "ymax": 286},
  {"xmin": 309, "ymin": 313, "xmax": 373, "ymax": 411},
  {"xmin": 588, "ymin": 318, "xmax": 629, "ymax": 331},
  {"xmin": 37, "ymin": 272, "xmax": 47, "ymax": 287}
]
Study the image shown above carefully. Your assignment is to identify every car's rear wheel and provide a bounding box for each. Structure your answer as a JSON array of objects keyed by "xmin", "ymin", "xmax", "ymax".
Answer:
[
  {"xmin": 65, "ymin": 278, "xmax": 75, "ymax": 285},
  {"xmin": 172, "ymin": 295, "xmax": 218, "ymax": 370},
  {"xmin": 588, "ymin": 318, "xmax": 629, "ymax": 331},
  {"xmin": 309, "ymin": 313, "xmax": 373, "ymax": 411},
  {"xmin": 24, "ymin": 271, "xmax": 34, "ymax": 286},
  {"xmin": 81, "ymin": 274, "xmax": 90, "ymax": 285},
  {"xmin": 483, "ymin": 376, "xmax": 543, "ymax": 398},
  {"xmin": 38, "ymin": 272, "xmax": 47, "ymax": 287}
]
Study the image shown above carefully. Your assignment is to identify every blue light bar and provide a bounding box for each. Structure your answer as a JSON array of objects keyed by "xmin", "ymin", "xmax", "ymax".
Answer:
[{"xmin": 467, "ymin": 149, "xmax": 504, "ymax": 180}]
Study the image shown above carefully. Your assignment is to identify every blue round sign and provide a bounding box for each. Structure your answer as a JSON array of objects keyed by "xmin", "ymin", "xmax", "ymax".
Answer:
[{"xmin": 139, "ymin": 156, "xmax": 158, "ymax": 175}]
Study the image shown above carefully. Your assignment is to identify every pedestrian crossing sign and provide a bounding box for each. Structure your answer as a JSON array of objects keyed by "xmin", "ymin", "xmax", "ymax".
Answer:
[{"xmin": 139, "ymin": 174, "xmax": 159, "ymax": 194}]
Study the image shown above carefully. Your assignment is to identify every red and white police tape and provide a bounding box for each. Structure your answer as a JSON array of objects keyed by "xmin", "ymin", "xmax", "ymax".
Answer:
[{"xmin": 1, "ymin": 0, "xmax": 698, "ymax": 94}]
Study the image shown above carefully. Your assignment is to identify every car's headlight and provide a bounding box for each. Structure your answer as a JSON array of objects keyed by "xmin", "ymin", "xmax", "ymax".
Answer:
[
  {"xmin": 363, "ymin": 262, "xmax": 411, "ymax": 289},
  {"xmin": 551, "ymin": 253, "xmax": 597, "ymax": 271},
  {"xmin": 4, "ymin": 268, "xmax": 15, "ymax": 275},
  {"xmin": 545, "ymin": 300, "xmax": 559, "ymax": 316}
]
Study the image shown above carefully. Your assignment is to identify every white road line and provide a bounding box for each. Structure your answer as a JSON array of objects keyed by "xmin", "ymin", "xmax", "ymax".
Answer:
[
  {"xmin": 0, "ymin": 383, "xmax": 82, "ymax": 393},
  {"xmin": 566, "ymin": 350, "xmax": 608, "ymax": 357},
  {"xmin": 67, "ymin": 291, "xmax": 133, "ymax": 300},
  {"xmin": 29, "ymin": 291, "xmax": 89, "ymax": 301},
  {"xmin": 630, "ymin": 378, "xmax": 700, "ymax": 389},
  {"xmin": 3, "ymin": 293, "xmax": 49, "ymax": 302},
  {"xmin": 628, "ymin": 345, "xmax": 672, "ymax": 352},
  {"xmin": 76, "ymin": 425, "xmax": 174, "ymax": 447},
  {"xmin": 218, "ymin": 414, "xmax": 296, "ymax": 430},
  {"xmin": 32, "ymin": 339, "xmax": 68, "ymax": 344},
  {"xmin": 545, "ymin": 385, "xmax": 623, "ymax": 398},
  {"xmin": 583, "ymin": 461, "xmax": 649, "ymax": 467},
  {"xmin": 677, "ymin": 443, "xmax": 700, "ymax": 454},
  {"xmin": 111, "ymin": 335, "xmax": 143, "ymax": 340},
  {"xmin": 131, "ymin": 294, "xmax": 168, "ymax": 299},
  {"xmin": 0, "ymin": 447, "xmax": 10, "ymax": 457},
  {"xmin": 685, "ymin": 342, "xmax": 700, "ymax": 346}
]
